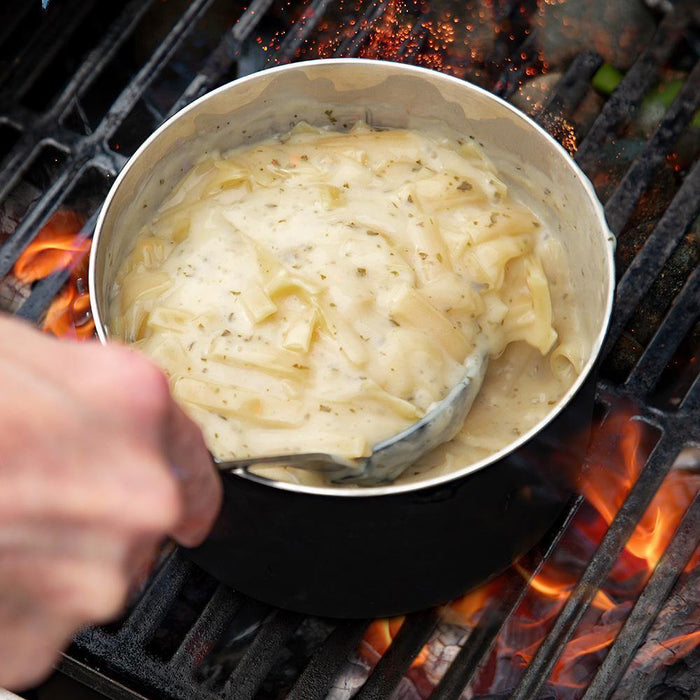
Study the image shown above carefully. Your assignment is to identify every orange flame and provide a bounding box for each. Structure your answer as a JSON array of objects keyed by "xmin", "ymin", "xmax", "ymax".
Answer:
[
  {"xmin": 548, "ymin": 623, "xmax": 621, "ymax": 689},
  {"xmin": 359, "ymin": 617, "xmax": 428, "ymax": 669},
  {"xmin": 373, "ymin": 408, "xmax": 700, "ymax": 695},
  {"xmin": 13, "ymin": 211, "xmax": 87, "ymax": 283},
  {"xmin": 585, "ymin": 414, "xmax": 643, "ymax": 515},
  {"xmin": 444, "ymin": 577, "xmax": 503, "ymax": 627},
  {"xmin": 514, "ymin": 623, "xmax": 621, "ymax": 683},
  {"xmin": 625, "ymin": 467, "xmax": 700, "ymax": 572},
  {"xmin": 583, "ymin": 415, "xmax": 700, "ymax": 573},
  {"xmin": 519, "ymin": 414, "xmax": 699, "ymax": 688},
  {"xmin": 515, "ymin": 563, "xmax": 616, "ymax": 612},
  {"xmin": 12, "ymin": 210, "xmax": 94, "ymax": 339}
]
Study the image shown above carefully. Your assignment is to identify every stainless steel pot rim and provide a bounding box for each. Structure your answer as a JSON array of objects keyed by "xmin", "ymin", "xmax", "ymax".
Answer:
[{"xmin": 89, "ymin": 58, "xmax": 616, "ymax": 499}]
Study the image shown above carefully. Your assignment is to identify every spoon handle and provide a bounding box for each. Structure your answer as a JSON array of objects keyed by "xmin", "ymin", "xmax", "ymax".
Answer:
[{"xmin": 215, "ymin": 452, "xmax": 359, "ymax": 474}]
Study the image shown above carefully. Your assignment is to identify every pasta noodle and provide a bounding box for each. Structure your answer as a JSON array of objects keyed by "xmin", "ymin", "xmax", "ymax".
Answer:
[{"xmin": 109, "ymin": 121, "xmax": 586, "ymax": 486}]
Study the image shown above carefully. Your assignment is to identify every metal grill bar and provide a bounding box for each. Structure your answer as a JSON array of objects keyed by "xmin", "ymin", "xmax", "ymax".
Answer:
[
  {"xmin": 603, "ymin": 160, "xmax": 700, "ymax": 357},
  {"xmin": 431, "ymin": 497, "xmax": 584, "ymax": 699},
  {"xmin": 334, "ymin": 0, "xmax": 390, "ymax": 57},
  {"xmin": 0, "ymin": 115, "xmax": 79, "ymax": 197},
  {"xmin": 603, "ymin": 58, "xmax": 700, "ymax": 235},
  {"xmin": 269, "ymin": 0, "xmax": 334, "ymax": 65},
  {"xmin": 583, "ymin": 492, "xmax": 700, "ymax": 699},
  {"xmin": 166, "ymin": 0, "xmax": 276, "ymax": 118},
  {"xmin": 168, "ymin": 585, "xmax": 242, "ymax": 674},
  {"xmin": 0, "ymin": 0, "xmax": 35, "ymax": 51},
  {"xmin": 681, "ymin": 372, "xmax": 700, "ymax": 413},
  {"xmin": 59, "ymin": 655, "xmax": 150, "ymax": 700},
  {"xmin": 286, "ymin": 620, "xmax": 370, "ymax": 700},
  {"xmin": 575, "ymin": 7, "xmax": 690, "ymax": 172},
  {"xmin": 510, "ymin": 430, "xmax": 688, "ymax": 699},
  {"xmin": 10, "ymin": 151, "xmax": 124, "ymax": 321},
  {"xmin": 67, "ymin": 640, "xmax": 218, "ymax": 700},
  {"xmin": 536, "ymin": 50, "xmax": 603, "ymax": 119},
  {"xmin": 0, "ymin": 0, "xmax": 94, "ymax": 91},
  {"xmin": 222, "ymin": 610, "xmax": 304, "ymax": 698},
  {"xmin": 598, "ymin": 378, "xmax": 698, "ymax": 438},
  {"xmin": 355, "ymin": 609, "xmax": 439, "ymax": 699},
  {"xmin": 0, "ymin": 0, "xmax": 153, "ymax": 191},
  {"xmin": 69, "ymin": 554, "xmax": 245, "ymax": 700},
  {"xmin": 111, "ymin": 551, "xmax": 195, "ymax": 647},
  {"xmin": 96, "ymin": 0, "xmax": 217, "ymax": 141},
  {"xmin": 53, "ymin": 0, "xmax": 158, "ymax": 119},
  {"xmin": 625, "ymin": 266, "xmax": 700, "ymax": 396},
  {"xmin": 612, "ymin": 569, "xmax": 700, "ymax": 697},
  {"xmin": 0, "ymin": 0, "xmax": 218, "ymax": 281}
]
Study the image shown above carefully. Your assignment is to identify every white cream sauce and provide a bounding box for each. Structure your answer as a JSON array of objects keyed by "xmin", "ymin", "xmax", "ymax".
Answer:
[{"xmin": 110, "ymin": 122, "xmax": 583, "ymax": 486}]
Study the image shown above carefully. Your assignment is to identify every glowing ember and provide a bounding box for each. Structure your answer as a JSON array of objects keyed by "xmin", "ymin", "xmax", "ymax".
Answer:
[
  {"xmin": 634, "ymin": 629, "xmax": 700, "ymax": 667},
  {"xmin": 12, "ymin": 210, "xmax": 94, "ymax": 339},
  {"xmin": 270, "ymin": 0, "xmax": 526, "ymax": 82},
  {"xmin": 540, "ymin": 112, "xmax": 578, "ymax": 154}
]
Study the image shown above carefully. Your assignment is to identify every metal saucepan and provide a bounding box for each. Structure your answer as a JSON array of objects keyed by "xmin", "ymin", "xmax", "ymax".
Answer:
[{"xmin": 89, "ymin": 59, "xmax": 615, "ymax": 618}]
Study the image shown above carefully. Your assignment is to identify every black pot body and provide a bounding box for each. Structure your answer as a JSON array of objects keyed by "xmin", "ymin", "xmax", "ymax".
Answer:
[{"xmin": 185, "ymin": 372, "xmax": 596, "ymax": 618}]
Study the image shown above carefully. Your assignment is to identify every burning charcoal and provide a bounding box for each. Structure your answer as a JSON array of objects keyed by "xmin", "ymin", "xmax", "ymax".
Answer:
[
  {"xmin": 0, "ymin": 275, "xmax": 31, "ymax": 313},
  {"xmin": 613, "ymin": 567, "xmax": 700, "ymax": 698}
]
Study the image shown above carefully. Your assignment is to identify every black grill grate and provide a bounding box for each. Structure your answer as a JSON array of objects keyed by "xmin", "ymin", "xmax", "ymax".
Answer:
[{"xmin": 1, "ymin": 1, "xmax": 698, "ymax": 698}]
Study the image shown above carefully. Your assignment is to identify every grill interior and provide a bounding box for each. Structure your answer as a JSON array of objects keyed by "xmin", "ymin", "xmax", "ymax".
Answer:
[{"xmin": 2, "ymin": 0, "xmax": 699, "ymax": 698}]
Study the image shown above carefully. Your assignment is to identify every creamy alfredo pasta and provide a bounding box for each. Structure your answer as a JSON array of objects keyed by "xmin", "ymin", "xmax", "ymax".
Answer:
[{"xmin": 110, "ymin": 122, "xmax": 584, "ymax": 486}]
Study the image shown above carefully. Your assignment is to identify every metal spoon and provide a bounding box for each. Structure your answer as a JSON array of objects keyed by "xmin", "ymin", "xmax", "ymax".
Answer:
[{"xmin": 216, "ymin": 346, "xmax": 488, "ymax": 485}]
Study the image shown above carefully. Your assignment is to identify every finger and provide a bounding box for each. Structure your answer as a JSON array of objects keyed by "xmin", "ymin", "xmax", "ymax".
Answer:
[
  {"xmin": 0, "ymin": 450, "xmax": 183, "ymax": 536},
  {"xmin": 0, "ymin": 521, "xmax": 162, "ymax": 584},
  {"xmin": 0, "ymin": 602, "xmax": 74, "ymax": 691},
  {"xmin": 0, "ymin": 551, "xmax": 131, "ymax": 625},
  {"xmin": 164, "ymin": 400, "xmax": 223, "ymax": 547}
]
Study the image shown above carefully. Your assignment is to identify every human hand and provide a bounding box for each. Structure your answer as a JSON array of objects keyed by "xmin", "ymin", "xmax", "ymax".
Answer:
[{"xmin": 0, "ymin": 315, "xmax": 222, "ymax": 690}]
